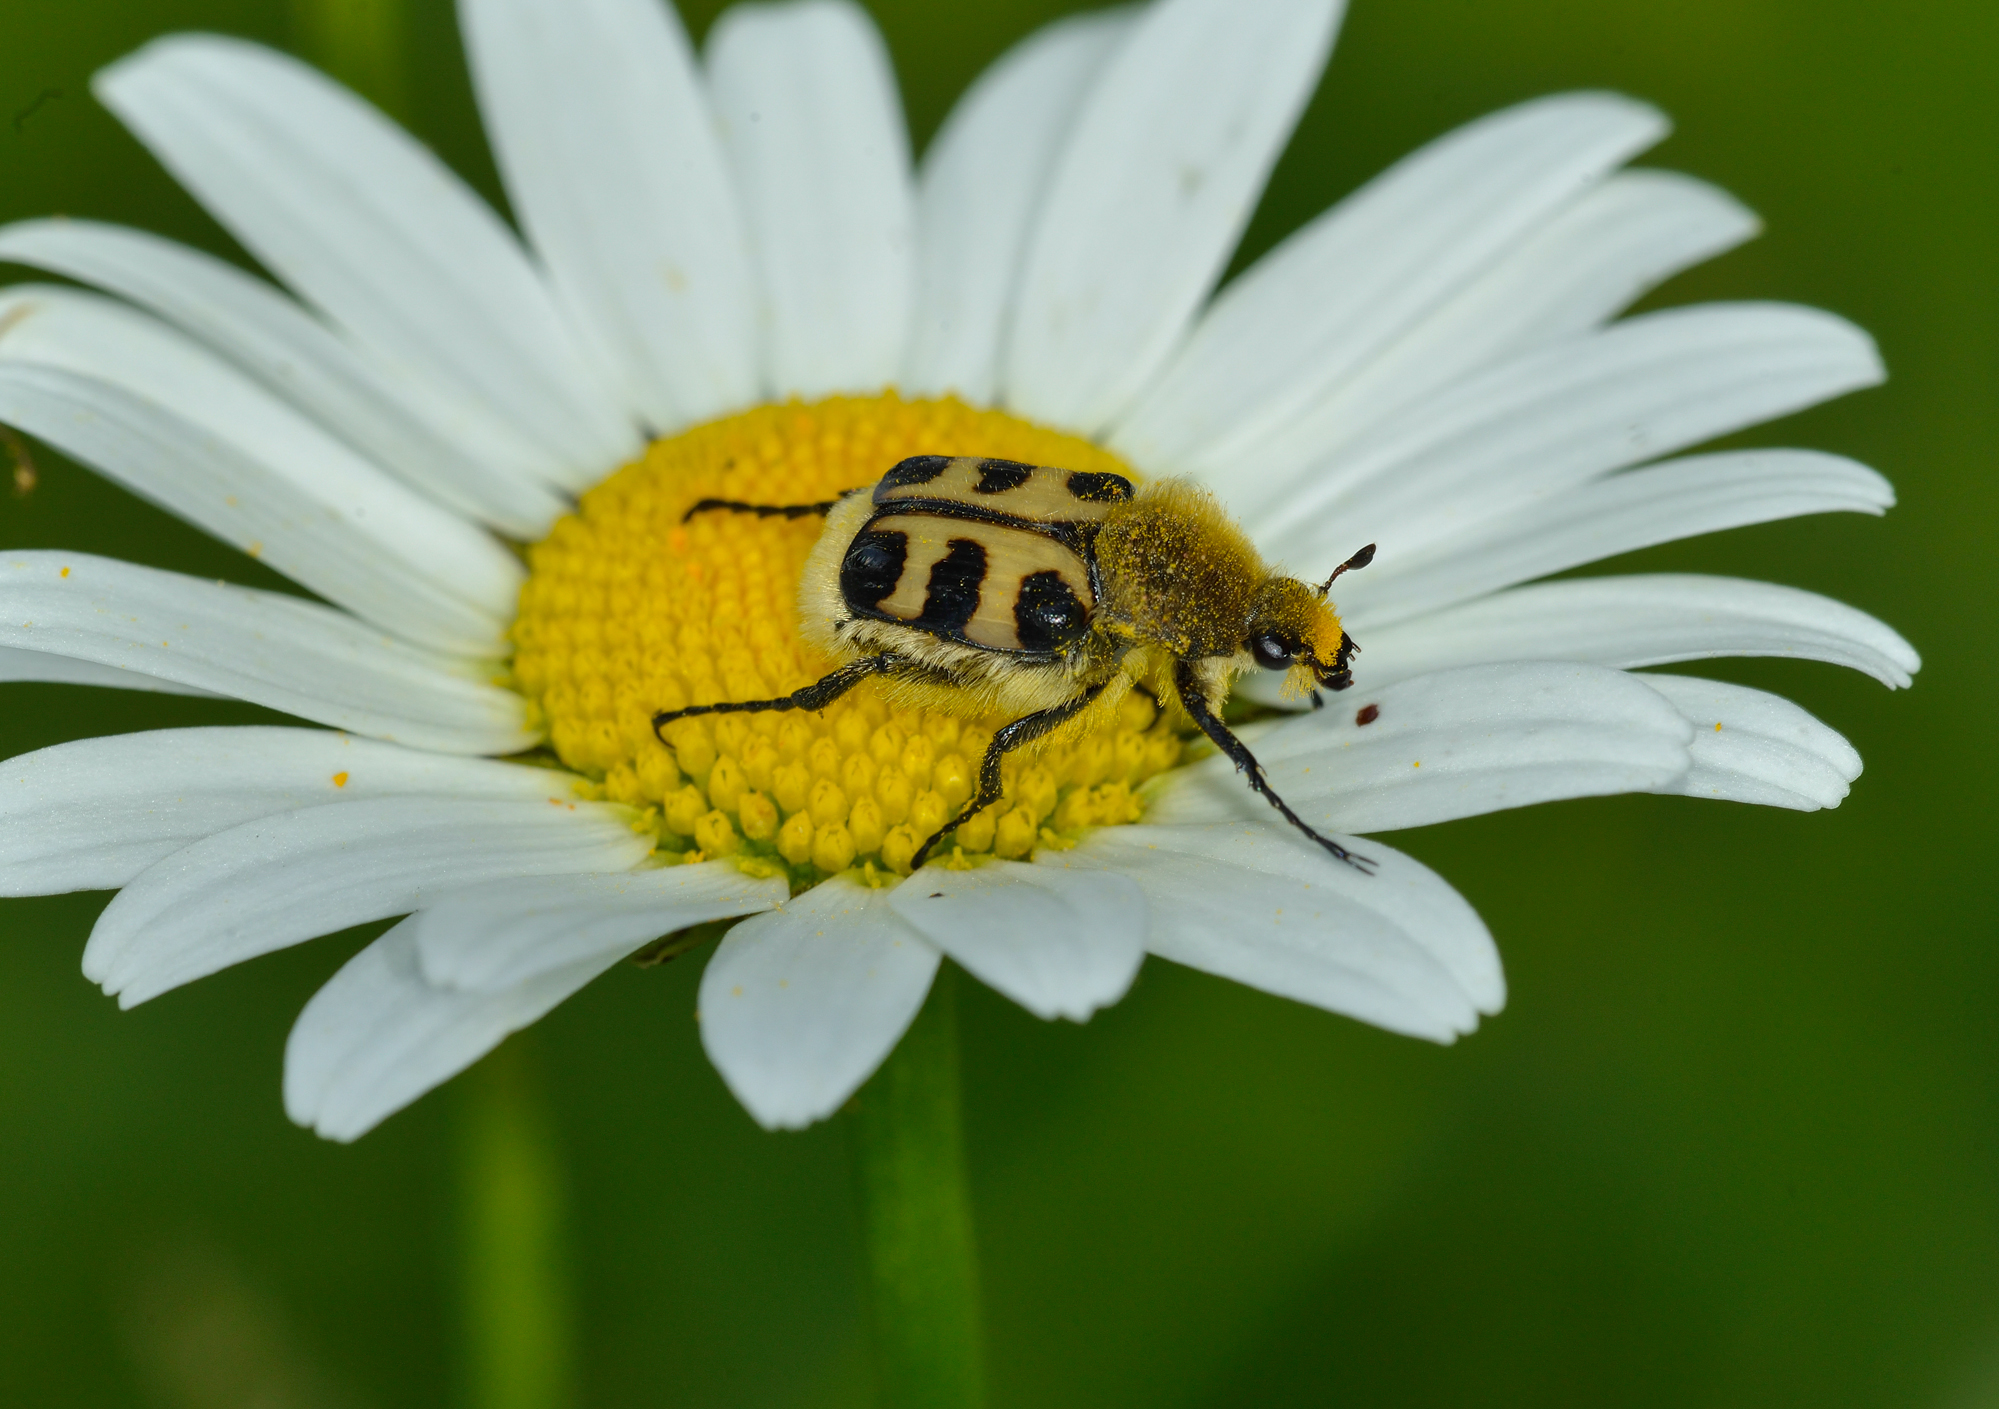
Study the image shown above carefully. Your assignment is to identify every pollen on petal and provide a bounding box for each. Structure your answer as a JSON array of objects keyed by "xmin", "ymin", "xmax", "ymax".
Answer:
[{"xmin": 510, "ymin": 394, "xmax": 1188, "ymax": 892}]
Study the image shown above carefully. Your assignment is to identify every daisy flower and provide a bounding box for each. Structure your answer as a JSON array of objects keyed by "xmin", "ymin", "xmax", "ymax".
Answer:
[{"xmin": 0, "ymin": 0, "xmax": 1916, "ymax": 1142}]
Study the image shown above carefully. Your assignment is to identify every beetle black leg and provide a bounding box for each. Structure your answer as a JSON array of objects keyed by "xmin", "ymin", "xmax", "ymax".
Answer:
[
  {"xmin": 911, "ymin": 682, "xmax": 1107, "ymax": 871},
  {"xmin": 682, "ymin": 486, "xmax": 864, "ymax": 523},
  {"xmin": 651, "ymin": 654, "xmax": 903, "ymax": 739},
  {"xmin": 1173, "ymin": 659, "xmax": 1375, "ymax": 875}
]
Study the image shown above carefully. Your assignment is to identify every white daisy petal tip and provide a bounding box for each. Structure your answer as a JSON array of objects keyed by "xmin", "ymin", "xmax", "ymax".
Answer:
[
  {"xmin": 1107, "ymin": 85, "xmax": 1676, "ymax": 474},
  {"xmin": 889, "ymin": 861, "xmax": 1146, "ymax": 1023},
  {"xmin": 1073, "ymin": 822, "xmax": 1503, "ymax": 1040},
  {"xmin": 1331, "ymin": 448, "xmax": 1901, "ymax": 631},
  {"xmin": 697, "ymin": 875, "xmax": 939, "ymax": 1131},
  {"xmin": 409, "ymin": 861, "xmax": 788, "ymax": 993},
  {"xmin": 1, "ymin": 724, "xmax": 596, "ymax": 900},
  {"xmin": 1347, "ymin": 576, "xmax": 1921, "ymax": 695},
  {"xmin": 81, "ymin": 794, "xmax": 652, "ymax": 1009},
  {"xmin": 283, "ymin": 920, "xmax": 618, "ymax": 1143},
  {"xmin": 1174, "ymin": 661, "xmax": 1698, "ymax": 836},
  {"xmin": 1641, "ymin": 674, "xmax": 1864, "ymax": 811}
]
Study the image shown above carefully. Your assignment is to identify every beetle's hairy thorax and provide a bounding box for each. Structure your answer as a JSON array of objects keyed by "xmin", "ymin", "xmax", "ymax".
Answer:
[{"xmin": 1090, "ymin": 480, "xmax": 1266, "ymax": 704}]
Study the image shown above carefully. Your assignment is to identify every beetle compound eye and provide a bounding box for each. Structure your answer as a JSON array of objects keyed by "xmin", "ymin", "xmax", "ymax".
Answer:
[{"xmin": 1250, "ymin": 633, "xmax": 1293, "ymax": 671}]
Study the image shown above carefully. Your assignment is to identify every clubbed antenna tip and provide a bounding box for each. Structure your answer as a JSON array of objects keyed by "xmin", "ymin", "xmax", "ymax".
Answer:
[{"xmin": 1318, "ymin": 542, "xmax": 1376, "ymax": 597}]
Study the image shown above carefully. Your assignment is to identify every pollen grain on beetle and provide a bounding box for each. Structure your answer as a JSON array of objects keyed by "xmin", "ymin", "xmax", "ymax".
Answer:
[{"xmin": 510, "ymin": 394, "xmax": 1186, "ymax": 887}]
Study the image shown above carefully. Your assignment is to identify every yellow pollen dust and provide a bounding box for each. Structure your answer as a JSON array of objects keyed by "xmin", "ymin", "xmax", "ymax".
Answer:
[{"xmin": 510, "ymin": 394, "xmax": 1186, "ymax": 888}]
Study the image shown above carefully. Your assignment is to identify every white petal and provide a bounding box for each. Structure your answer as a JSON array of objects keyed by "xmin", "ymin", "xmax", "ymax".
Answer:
[
  {"xmin": 886, "ymin": 861, "xmax": 1144, "ymax": 1022},
  {"xmin": 1253, "ymin": 302, "xmax": 1884, "ymax": 564},
  {"xmin": 0, "ymin": 726, "xmax": 584, "ymax": 896},
  {"xmin": 1641, "ymin": 674, "xmax": 1862, "ymax": 810},
  {"xmin": 85, "ymin": 794, "xmax": 652, "ymax": 1006},
  {"xmin": 1003, "ymin": 0, "xmax": 1345, "ymax": 431},
  {"xmin": 0, "ymin": 643, "xmax": 217, "ymax": 695},
  {"xmin": 1074, "ymin": 822, "xmax": 1501, "ymax": 1040},
  {"xmin": 1114, "ymin": 92, "xmax": 1668, "ymax": 470},
  {"xmin": 458, "ymin": 0, "xmax": 759, "ymax": 429},
  {"xmin": 706, "ymin": 0, "xmax": 914, "ymax": 398},
  {"xmin": 0, "ymin": 218, "xmax": 570, "ymax": 535},
  {"xmin": 1344, "ymin": 574, "xmax": 1922, "ymax": 691},
  {"xmin": 1159, "ymin": 661, "xmax": 1692, "ymax": 833},
  {"xmin": 901, "ymin": 8, "xmax": 1134, "ymax": 402},
  {"xmin": 412, "ymin": 861, "xmax": 787, "ymax": 991},
  {"xmin": 285, "ymin": 919, "xmax": 608, "ymax": 1142},
  {"xmin": 698, "ymin": 874, "xmax": 938, "ymax": 1130},
  {"xmin": 0, "ymin": 286, "xmax": 521, "ymax": 653},
  {"xmin": 1204, "ymin": 169, "xmax": 1762, "ymax": 504},
  {"xmin": 94, "ymin": 35, "xmax": 639, "ymax": 487},
  {"xmin": 0, "ymin": 553, "xmax": 533, "ymax": 754},
  {"xmin": 1338, "ymin": 449, "xmax": 1894, "ymax": 629}
]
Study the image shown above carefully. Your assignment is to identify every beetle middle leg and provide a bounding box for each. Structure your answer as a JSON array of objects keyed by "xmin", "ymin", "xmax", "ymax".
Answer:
[
  {"xmin": 651, "ymin": 654, "xmax": 904, "ymax": 738},
  {"xmin": 912, "ymin": 682, "xmax": 1107, "ymax": 870}
]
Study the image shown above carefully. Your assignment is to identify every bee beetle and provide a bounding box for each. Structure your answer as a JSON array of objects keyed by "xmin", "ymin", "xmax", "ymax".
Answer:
[{"xmin": 655, "ymin": 455, "xmax": 1376, "ymax": 872}]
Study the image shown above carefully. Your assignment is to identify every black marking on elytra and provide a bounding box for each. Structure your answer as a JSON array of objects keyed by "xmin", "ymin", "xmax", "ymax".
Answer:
[
  {"xmin": 840, "ymin": 528, "xmax": 908, "ymax": 611},
  {"xmin": 974, "ymin": 459, "xmax": 1034, "ymax": 494},
  {"xmin": 1014, "ymin": 569, "xmax": 1088, "ymax": 653},
  {"xmin": 917, "ymin": 538, "xmax": 987, "ymax": 634},
  {"xmin": 879, "ymin": 455, "xmax": 951, "ymax": 493},
  {"xmin": 859, "ymin": 498, "xmax": 1091, "ymax": 552},
  {"xmin": 1066, "ymin": 471, "xmax": 1134, "ymax": 503}
]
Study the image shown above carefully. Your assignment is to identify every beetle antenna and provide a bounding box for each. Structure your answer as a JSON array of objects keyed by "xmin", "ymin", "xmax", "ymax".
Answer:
[{"xmin": 1317, "ymin": 542, "xmax": 1376, "ymax": 598}]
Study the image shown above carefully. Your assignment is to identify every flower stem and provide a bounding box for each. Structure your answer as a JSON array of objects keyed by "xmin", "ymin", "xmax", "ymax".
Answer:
[
  {"xmin": 292, "ymin": 0, "xmax": 406, "ymax": 117},
  {"xmin": 852, "ymin": 964, "xmax": 988, "ymax": 1409},
  {"xmin": 456, "ymin": 1040, "xmax": 575, "ymax": 1409}
]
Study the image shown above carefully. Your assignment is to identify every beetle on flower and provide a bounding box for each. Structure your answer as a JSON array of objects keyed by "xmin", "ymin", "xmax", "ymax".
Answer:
[{"xmin": 0, "ymin": 0, "xmax": 1915, "ymax": 1139}]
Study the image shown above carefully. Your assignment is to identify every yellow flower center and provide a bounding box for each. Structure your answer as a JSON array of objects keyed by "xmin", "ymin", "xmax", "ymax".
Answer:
[{"xmin": 511, "ymin": 394, "xmax": 1186, "ymax": 887}]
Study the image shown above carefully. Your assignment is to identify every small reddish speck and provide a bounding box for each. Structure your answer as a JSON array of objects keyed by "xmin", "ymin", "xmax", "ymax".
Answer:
[{"xmin": 1355, "ymin": 703, "xmax": 1380, "ymax": 726}]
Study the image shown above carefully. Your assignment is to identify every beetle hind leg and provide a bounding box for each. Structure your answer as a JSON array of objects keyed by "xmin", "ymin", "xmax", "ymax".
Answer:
[
  {"xmin": 681, "ymin": 487, "xmax": 864, "ymax": 523},
  {"xmin": 650, "ymin": 654, "xmax": 902, "ymax": 739}
]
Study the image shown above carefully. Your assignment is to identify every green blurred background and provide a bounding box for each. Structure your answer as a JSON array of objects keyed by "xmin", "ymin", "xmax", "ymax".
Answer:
[{"xmin": 1, "ymin": 0, "xmax": 1994, "ymax": 1404}]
